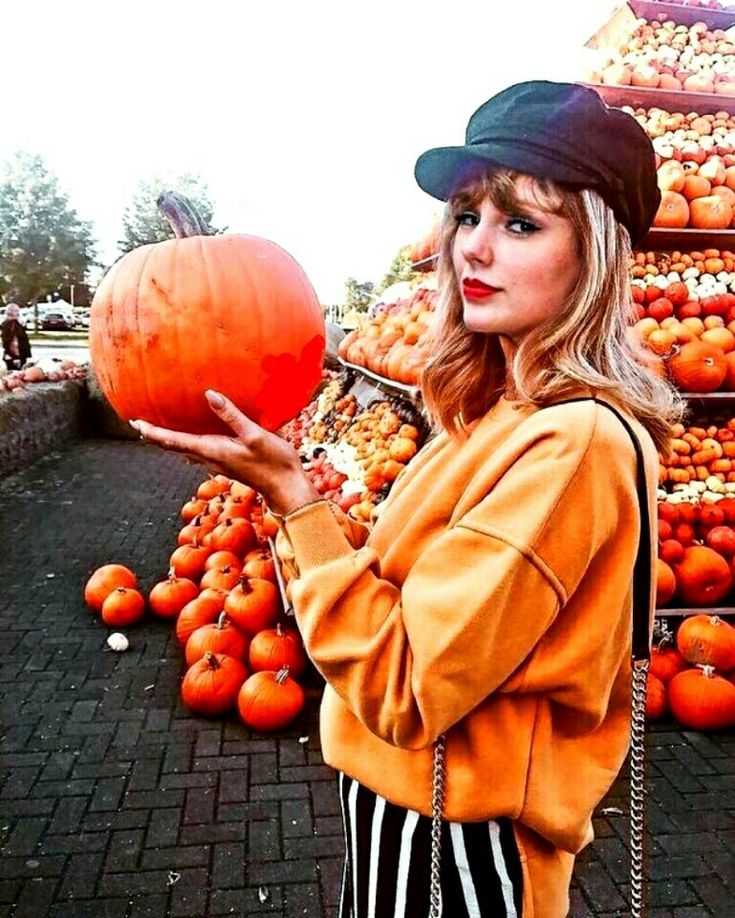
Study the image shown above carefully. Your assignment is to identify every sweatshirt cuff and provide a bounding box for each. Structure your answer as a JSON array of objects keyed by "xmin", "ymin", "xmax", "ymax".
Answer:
[{"xmin": 282, "ymin": 500, "xmax": 356, "ymax": 572}]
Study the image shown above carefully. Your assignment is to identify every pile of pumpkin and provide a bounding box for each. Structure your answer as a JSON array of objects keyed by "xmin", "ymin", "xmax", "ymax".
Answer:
[
  {"xmin": 630, "ymin": 280, "xmax": 735, "ymax": 389},
  {"xmin": 591, "ymin": 18, "xmax": 735, "ymax": 95},
  {"xmin": 338, "ymin": 286, "xmax": 437, "ymax": 385},
  {"xmin": 83, "ymin": 474, "xmax": 309, "ymax": 732},
  {"xmin": 647, "ymin": 617, "xmax": 735, "ymax": 730},
  {"xmin": 654, "ymin": 153, "xmax": 735, "ymax": 229},
  {"xmin": 281, "ymin": 396, "xmax": 428, "ymax": 525},
  {"xmin": 657, "ymin": 491, "xmax": 735, "ymax": 608},
  {"xmin": 1, "ymin": 360, "xmax": 87, "ymax": 392},
  {"xmin": 632, "ymin": 106, "xmax": 735, "ymax": 167},
  {"xmin": 629, "ymin": 247, "xmax": 735, "ymax": 298},
  {"xmin": 659, "ymin": 419, "xmax": 735, "ymax": 485}
]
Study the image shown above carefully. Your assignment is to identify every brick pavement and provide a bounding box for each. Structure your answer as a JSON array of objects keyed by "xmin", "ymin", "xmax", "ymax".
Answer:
[{"xmin": 1, "ymin": 437, "xmax": 733, "ymax": 917}]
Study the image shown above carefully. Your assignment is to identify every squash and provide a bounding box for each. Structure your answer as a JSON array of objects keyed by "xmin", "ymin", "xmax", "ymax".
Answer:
[
  {"xmin": 672, "ymin": 546, "xmax": 732, "ymax": 607},
  {"xmin": 676, "ymin": 614, "xmax": 735, "ymax": 672},
  {"xmin": 100, "ymin": 587, "xmax": 146, "ymax": 628},
  {"xmin": 653, "ymin": 191, "xmax": 689, "ymax": 228},
  {"xmin": 84, "ymin": 564, "xmax": 138, "ymax": 612},
  {"xmin": 667, "ymin": 340, "xmax": 727, "ymax": 392},
  {"xmin": 668, "ymin": 665, "xmax": 735, "ymax": 731},
  {"xmin": 237, "ymin": 666, "xmax": 305, "ymax": 732},
  {"xmin": 181, "ymin": 652, "xmax": 248, "ymax": 716},
  {"xmin": 89, "ymin": 191, "xmax": 325, "ymax": 435}
]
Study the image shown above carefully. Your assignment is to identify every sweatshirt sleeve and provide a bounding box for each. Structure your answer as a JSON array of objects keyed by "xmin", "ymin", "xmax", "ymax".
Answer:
[{"xmin": 284, "ymin": 406, "xmax": 639, "ymax": 749}]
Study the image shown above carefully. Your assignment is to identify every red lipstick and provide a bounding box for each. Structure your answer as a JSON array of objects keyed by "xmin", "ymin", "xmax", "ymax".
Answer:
[{"xmin": 462, "ymin": 278, "xmax": 500, "ymax": 300}]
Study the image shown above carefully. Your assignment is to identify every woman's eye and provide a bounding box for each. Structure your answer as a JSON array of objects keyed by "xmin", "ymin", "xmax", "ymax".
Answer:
[
  {"xmin": 455, "ymin": 211, "xmax": 480, "ymax": 227},
  {"xmin": 506, "ymin": 216, "xmax": 540, "ymax": 234}
]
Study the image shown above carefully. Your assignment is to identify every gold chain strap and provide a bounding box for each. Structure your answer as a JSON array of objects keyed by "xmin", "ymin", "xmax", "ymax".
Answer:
[
  {"xmin": 630, "ymin": 659, "xmax": 649, "ymax": 918},
  {"xmin": 429, "ymin": 734, "xmax": 447, "ymax": 918}
]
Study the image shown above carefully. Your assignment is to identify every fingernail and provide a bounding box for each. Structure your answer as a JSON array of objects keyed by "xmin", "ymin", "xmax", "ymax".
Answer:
[
  {"xmin": 206, "ymin": 390, "xmax": 225, "ymax": 408},
  {"xmin": 129, "ymin": 420, "xmax": 140, "ymax": 431}
]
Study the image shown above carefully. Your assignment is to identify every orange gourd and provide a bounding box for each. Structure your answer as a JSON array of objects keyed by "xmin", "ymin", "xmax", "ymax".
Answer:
[
  {"xmin": 237, "ymin": 666, "xmax": 305, "ymax": 732},
  {"xmin": 668, "ymin": 665, "xmax": 735, "ymax": 730},
  {"xmin": 672, "ymin": 546, "xmax": 732, "ymax": 607},
  {"xmin": 181, "ymin": 652, "xmax": 248, "ymax": 717},
  {"xmin": 689, "ymin": 195, "xmax": 732, "ymax": 229},
  {"xmin": 653, "ymin": 191, "xmax": 689, "ymax": 228},
  {"xmin": 185, "ymin": 612, "xmax": 250, "ymax": 666},
  {"xmin": 90, "ymin": 191, "xmax": 325, "ymax": 435},
  {"xmin": 667, "ymin": 340, "xmax": 727, "ymax": 392},
  {"xmin": 100, "ymin": 587, "xmax": 146, "ymax": 628},
  {"xmin": 84, "ymin": 564, "xmax": 138, "ymax": 611},
  {"xmin": 676, "ymin": 614, "xmax": 735, "ymax": 672}
]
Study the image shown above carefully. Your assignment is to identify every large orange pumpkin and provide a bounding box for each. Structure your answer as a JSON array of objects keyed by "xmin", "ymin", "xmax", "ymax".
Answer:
[
  {"xmin": 672, "ymin": 546, "xmax": 732, "ymax": 607},
  {"xmin": 90, "ymin": 192, "xmax": 325, "ymax": 434},
  {"xmin": 666, "ymin": 339, "xmax": 727, "ymax": 392},
  {"xmin": 689, "ymin": 195, "xmax": 733, "ymax": 230},
  {"xmin": 668, "ymin": 665, "xmax": 735, "ymax": 730},
  {"xmin": 676, "ymin": 614, "xmax": 735, "ymax": 672}
]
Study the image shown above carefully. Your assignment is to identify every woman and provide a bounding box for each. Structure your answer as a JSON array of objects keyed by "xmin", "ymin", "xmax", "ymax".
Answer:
[
  {"xmin": 1, "ymin": 303, "xmax": 32, "ymax": 371},
  {"xmin": 132, "ymin": 81, "xmax": 683, "ymax": 917}
]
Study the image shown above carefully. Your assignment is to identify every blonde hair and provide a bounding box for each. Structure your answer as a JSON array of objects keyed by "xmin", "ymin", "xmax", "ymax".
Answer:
[{"xmin": 420, "ymin": 170, "xmax": 684, "ymax": 453}]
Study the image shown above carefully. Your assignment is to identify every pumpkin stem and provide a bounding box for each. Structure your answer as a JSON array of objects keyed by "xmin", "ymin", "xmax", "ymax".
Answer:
[
  {"xmin": 156, "ymin": 191, "xmax": 211, "ymax": 239},
  {"xmin": 696, "ymin": 663, "xmax": 716, "ymax": 677},
  {"xmin": 167, "ymin": 566, "xmax": 177, "ymax": 581},
  {"xmin": 216, "ymin": 611, "xmax": 228, "ymax": 630},
  {"xmin": 204, "ymin": 651, "xmax": 221, "ymax": 670},
  {"xmin": 276, "ymin": 622, "xmax": 284, "ymax": 637},
  {"xmin": 239, "ymin": 575, "xmax": 252, "ymax": 592},
  {"xmin": 275, "ymin": 665, "xmax": 290, "ymax": 684}
]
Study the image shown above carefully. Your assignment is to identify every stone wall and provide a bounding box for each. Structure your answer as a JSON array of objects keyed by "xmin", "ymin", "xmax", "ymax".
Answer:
[{"xmin": 0, "ymin": 381, "xmax": 86, "ymax": 479}]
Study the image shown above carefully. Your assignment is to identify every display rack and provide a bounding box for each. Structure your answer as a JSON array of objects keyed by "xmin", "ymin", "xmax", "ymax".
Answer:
[
  {"xmin": 659, "ymin": 606, "xmax": 735, "ymax": 618},
  {"xmin": 579, "ymin": 82, "xmax": 735, "ymax": 117},
  {"xmin": 628, "ymin": 0, "xmax": 735, "ymax": 30},
  {"xmin": 337, "ymin": 357, "xmax": 422, "ymax": 405},
  {"xmin": 640, "ymin": 228, "xmax": 735, "ymax": 250}
]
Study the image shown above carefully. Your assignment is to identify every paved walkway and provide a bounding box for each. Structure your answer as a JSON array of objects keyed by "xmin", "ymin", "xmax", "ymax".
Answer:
[{"xmin": 0, "ymin": 437, "xmax": 733, "ymax": 917}]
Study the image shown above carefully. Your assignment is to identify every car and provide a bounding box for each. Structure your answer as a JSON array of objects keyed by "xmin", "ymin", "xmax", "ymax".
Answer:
[{"xmin": 40, "ymin": 313, "xmax": 72, "ymax": 331}]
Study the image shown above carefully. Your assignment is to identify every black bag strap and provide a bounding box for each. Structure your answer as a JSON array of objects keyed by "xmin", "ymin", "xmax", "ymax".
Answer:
[{"xmin": 550, "ymin": 397, "xmax": 653, "ymax": 662}]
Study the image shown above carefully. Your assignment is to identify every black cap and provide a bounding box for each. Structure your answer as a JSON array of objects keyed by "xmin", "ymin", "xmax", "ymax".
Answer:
[{"xmin": 414, "ymin": 80, "xmax": 660, "ymax": 246}]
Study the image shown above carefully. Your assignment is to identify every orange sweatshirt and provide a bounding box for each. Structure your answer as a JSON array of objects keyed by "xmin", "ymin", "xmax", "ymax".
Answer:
[{"xmin": 278, "ymin": 394, "xmax": 658, "ymax": 918}]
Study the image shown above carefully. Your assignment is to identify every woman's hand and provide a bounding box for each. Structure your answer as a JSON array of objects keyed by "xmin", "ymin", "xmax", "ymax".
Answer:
[{"xmin": 130, "ymin": 389, "xmax": 320, "ymax": 516}]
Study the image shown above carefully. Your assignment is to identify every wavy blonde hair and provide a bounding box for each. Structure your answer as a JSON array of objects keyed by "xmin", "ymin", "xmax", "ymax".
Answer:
[{"xmin": 420, "ymin": 170, "xmax": 684, "ymax": 453}]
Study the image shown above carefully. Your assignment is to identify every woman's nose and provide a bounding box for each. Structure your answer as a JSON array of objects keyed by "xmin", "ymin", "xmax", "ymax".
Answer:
[{"xmin": 461, "ymin": 222, "xmax": 494, "ymax": 265}]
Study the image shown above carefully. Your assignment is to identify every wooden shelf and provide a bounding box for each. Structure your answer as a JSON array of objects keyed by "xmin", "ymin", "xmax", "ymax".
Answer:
[
  {"xmin": 683, "ymin": 392, "xmax": 735, "ymax": 402},
  {"xmin": 579, "ymin": 81, "xmax": 735, "ymax": 116},
  {"xmin": 658, "ymin": 607, "xmax": 735, "ymax": 617},
  {"xmin": 628, "ymin": 0, "xmax": 735, "ymax": 30},
  {"xmin": 637, "ymin": 227, "xmax": 735, "ymax": 251}
]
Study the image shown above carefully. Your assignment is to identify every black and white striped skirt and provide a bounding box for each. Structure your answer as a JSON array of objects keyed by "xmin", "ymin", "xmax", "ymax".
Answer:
[{"xmin": 337, "ymin": 772, "xmax": 524, "ymax": 918}]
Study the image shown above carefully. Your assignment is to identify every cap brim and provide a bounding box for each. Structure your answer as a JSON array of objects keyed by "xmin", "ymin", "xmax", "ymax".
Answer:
[{"xmin": 414, "ymin": 143, "xmax": 593, "ymax": 201}]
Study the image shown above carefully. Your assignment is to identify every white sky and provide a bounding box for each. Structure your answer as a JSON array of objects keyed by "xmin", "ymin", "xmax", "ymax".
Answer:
[{"xmin": 3, "ymin": 0, "xmax": 619, "ymax": 304}]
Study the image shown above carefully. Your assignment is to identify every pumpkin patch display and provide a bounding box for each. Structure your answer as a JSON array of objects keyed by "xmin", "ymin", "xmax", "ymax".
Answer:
[{"xmin": 89, "ymin": 191, "xmax": 325, "ymax": 435}]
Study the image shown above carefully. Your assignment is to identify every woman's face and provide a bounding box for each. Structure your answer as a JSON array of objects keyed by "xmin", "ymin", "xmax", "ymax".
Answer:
[{"xmin": 451, "ymin": 175, "xmax": 581, "ymax": 348}]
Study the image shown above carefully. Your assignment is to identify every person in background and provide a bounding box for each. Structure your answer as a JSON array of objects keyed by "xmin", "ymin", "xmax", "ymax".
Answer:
[
  {"xmin": 130, "ymin": 81, "xmax": 683, "ymax": 917},
  {"xmin": 1, "ymin": 303, "xmax": 32, "ymax": 371}
]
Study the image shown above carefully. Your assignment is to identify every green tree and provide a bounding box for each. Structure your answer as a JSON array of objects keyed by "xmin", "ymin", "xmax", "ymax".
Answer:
[
  {"xmin": 0, "ymin": 152, "xmax": 97, "ymax": 315},
  {"xmin": 119, "ymin": 172, "xmax": 222, "ymax": 252},
  {"xmin": 343, "ymin": 277, "xmax": 375, "ymax": 313},
  {"xmin": 374, "ymin": 244, "xmax": 420, "ymax": 296}
]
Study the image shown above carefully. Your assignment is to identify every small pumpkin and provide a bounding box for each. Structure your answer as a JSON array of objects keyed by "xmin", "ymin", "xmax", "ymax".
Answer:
[
  {"xmin": 169, "ymin": 540, "xmax": 212, "ymax": 581},
  {"xmin": 667, "ymin": 340, "xmax": 727, "ymax": 392},
  {"xmin": 656, "ymin": 559, "xmax": 677, "ymax": 607},
  {"xmin": 181, "ymin": 651, "xmax": 248, "ymax": 716},
  {"xmin": 650, "ymin": 638, "xmax": 687, "ymax": 685},
  {"xmin": 200, "ymin": 564, "xmax": 242, "ymax": 593},
  {"xmin": 149, "ymin": 568, "xmax": 199, "ymax": 620},
  {"xmin": 204, "ymin": 518, "xmax": 257, "ymax": 556},
  {"xmin": 185, "ymin": 612, "xmax": 250, "ymax": 666},
  {"xmin": 180, "ymin": 497, "xmax": 209, "ymax": 522},
  {"xmin": 242, "ymin": 549, "xmax": 276, "ymax": 583},
  {"xmin": 673, "ymin": 546, "xmax": 732, "ymax": 607},
  {"xmin": 84, "ymin": 564, "xmax": 138, "ymax": 612},
  {"xmin": 100, "ymin": 587, "xmax": 146, "ymax": 628},
  {"xmin": 196, "ymin": 475, "xmax": 232, "ymax": 501},
  {"xmin": 176, "ymin": 588, "xmax": 228, "ymax": 645},
  {"xmin": 645, "ymin": 672, "xmax": 668, "ymax": 721},
  {"xmin": 237, "ymin": 666, "xmax": 305, "ymax": 732},
  {"xmin": 224, "ymin": 577, "xmax": 280, "ymax": 635},
  {"xmin": 248, "ymin": 623, "xmax": 308, "ymax": 677},
  {"xmin": 676, "ymin": 614, "xmax": 735, "ymax": 672},
  {"xmin": 178, "ymin": 514, "xmax": 218, "ymax": 547},
  {"xmin": 204, "ymin": 550, "xmax": 243, "ymax": 573},
  {"xmin": 668, "ymin": 665, "xmax": 735, "ymax": 730}
]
